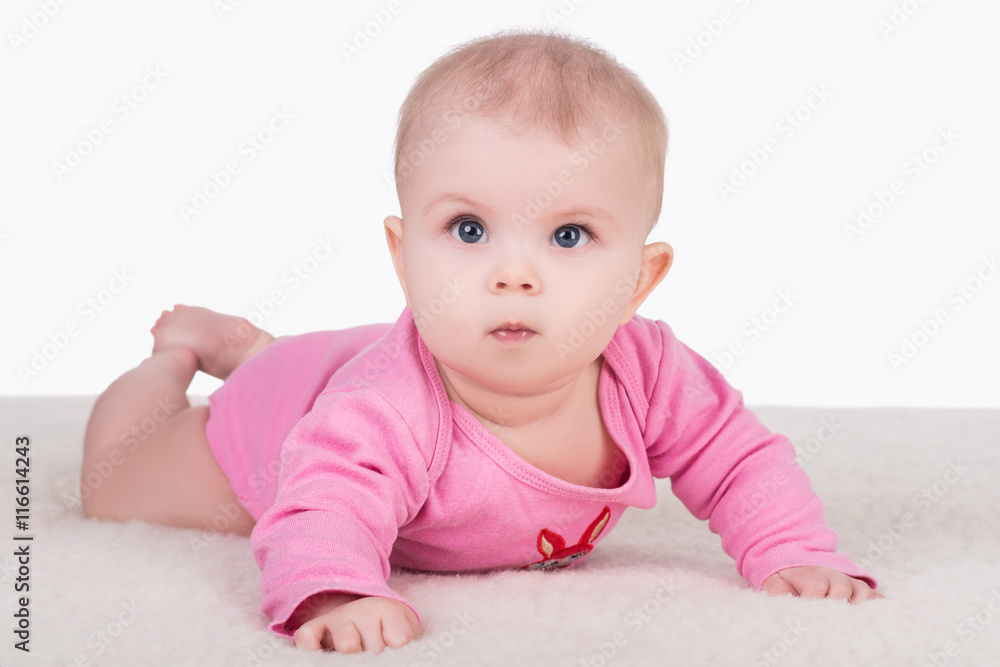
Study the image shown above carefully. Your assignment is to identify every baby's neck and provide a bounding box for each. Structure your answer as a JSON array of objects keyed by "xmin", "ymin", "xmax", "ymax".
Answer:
[{"xmin": 434, "ymin": 356, "xmax": 601, "ymax": 435}]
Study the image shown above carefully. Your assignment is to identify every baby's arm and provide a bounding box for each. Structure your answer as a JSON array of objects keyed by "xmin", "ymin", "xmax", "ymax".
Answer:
[
  {"xmin": 252, "ymin": 389, "xmax": 430, "ymax": 651},
  {"xmin": 643, "ymin": 323, "xmax": 878, "ymax": 595}
]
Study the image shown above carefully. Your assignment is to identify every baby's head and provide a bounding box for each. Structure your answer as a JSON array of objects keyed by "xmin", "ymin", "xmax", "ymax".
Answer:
[
  {"xmin": 384, "ymin": 30, "xmax": 674, "ymax": 391},
  {"xmin": 392, "ymin": 29, "xmax": 667, "ymax": 235}
]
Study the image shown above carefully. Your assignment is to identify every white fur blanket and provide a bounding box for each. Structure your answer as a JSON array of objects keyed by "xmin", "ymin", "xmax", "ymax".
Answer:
[{"xmin": 1, "ymin": 397, "xmax": 997, "ymax": 666}]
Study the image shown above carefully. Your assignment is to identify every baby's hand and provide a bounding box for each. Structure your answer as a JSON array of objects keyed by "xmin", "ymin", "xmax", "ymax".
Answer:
[
  {"xmin": 291, "ymin": 592, "xmax": 422, "ymax": 653},
  {"xmin": 762, "ymin": 566, "xmax": 884, "ymax": 603}
]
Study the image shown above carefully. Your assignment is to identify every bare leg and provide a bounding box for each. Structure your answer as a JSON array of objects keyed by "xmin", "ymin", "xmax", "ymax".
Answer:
[{"xmin": 81, "ymin": 305, "xmax": 277, "ymax": 536}]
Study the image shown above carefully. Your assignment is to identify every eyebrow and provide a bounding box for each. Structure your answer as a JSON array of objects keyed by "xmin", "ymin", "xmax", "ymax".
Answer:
[
  {"xmin": 551, "ymin": 205, "xmax": 621, "ymax": 231},
  {"xmin": 424, "ymin": 193, "xmax": 621, "ymax": 231},
  {"xmin": 423, "ymin": 194, "xmax": 491, "ymax": 217}
]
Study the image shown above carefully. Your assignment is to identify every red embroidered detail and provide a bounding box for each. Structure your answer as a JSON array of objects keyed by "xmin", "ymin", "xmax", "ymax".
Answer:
[{"xmin": 522, "ymin": 506, "xmax": 611, "ymax": 570}]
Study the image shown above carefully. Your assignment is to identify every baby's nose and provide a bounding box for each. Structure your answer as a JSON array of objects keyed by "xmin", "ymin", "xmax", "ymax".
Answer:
[{"xmin": 495, "ymin": 277, "xmax": 535, "ymax": 291}]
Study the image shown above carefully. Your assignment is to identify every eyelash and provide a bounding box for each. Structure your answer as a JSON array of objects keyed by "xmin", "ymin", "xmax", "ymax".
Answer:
[{"xmin": 443, "ymin": 215, "xmax": 600, "ymax": 244}]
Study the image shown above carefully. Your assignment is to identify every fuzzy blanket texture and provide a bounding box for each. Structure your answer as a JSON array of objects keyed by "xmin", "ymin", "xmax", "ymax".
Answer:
[{"xmin": 1, "ymin": 397, "xmax": 998, "ymax": 667}]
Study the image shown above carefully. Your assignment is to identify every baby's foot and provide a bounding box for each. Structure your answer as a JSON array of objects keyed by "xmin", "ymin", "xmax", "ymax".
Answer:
[{"xmin": 150, "ymin": 305, "xmax": 273, "ymax": 380}]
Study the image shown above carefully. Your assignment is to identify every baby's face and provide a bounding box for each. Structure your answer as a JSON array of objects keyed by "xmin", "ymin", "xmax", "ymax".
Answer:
[{"xmin": 385, "ymin": 118, "xmax": 657, "ymax": 392}]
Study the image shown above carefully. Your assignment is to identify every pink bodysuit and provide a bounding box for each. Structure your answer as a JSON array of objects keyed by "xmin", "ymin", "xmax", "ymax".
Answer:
[{"xmin": 204, "ymin": 306, "xmax": 876, "ymax": 638}]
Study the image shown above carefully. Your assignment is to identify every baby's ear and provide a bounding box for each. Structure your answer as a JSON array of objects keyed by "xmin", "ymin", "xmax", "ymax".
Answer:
[
  {"xmin": 382, "ymin": 215, "xmax": 403, "ymax": 258},
  {"xmin": 384, "ymin": 215, "xmax": 403, "ymax": 246},
  {"xmin": 618, "ymin": 242, "xmax": 673, "ymax": 325},
  {"xmin": 384, "ymin": 216, "xmax": 407, "ymax": 299}
]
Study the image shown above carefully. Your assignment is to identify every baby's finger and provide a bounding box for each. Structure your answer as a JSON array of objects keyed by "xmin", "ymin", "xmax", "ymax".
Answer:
[
  {"xmin": 330, "ymin": 620, "xmax": 364, "ymax": 654},
  {"xmin": 381, "ymin": 609, "xmax": 419, "ymax": 648},
  {"xmin": 404, "ymin": 606, "xmax": 422, "ymax": 638},
  {"xmin": 761, "ymin": 573, "xmax": 797, "ymax": 597},
  {"xmin": 847, "ymin": 578, "xmax": 878, "ymax": 604},
  {"xmin": 790, "ymin": 570, "xmax": 831, "ymax": 599},
  {"xmin": 824, "ymin": 574, "xmax": 855, "ymax": 601},
  {"xmin": 294, "ymin": 621, "xmax": 327, "ymax": 651},
  {"xmin": 353, "ymin": 615, "xmax": 387, "ymax": 654}
]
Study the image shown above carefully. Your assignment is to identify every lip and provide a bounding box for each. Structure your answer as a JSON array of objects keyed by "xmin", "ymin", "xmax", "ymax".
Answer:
[
  {"xmin": 490, "ymin": 329, "xmax": 536, "ymax": 345},
  {"xmin": 489, "ymin": 321, "xmax": 536, "ymax": 346},
  {"xmin": 490, "ymin": 321, "xmax": 534, "ymax": 334}
]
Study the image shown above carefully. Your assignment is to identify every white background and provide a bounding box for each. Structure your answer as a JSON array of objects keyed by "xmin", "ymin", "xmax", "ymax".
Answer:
[{"xmin": 2, "ymin": 0, "xmax": 997, "ymax": 406}]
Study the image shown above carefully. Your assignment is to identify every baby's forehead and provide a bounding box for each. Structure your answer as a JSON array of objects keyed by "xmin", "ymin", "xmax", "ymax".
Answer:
[
  {"xmin": 414, "ymin": 106, "xmax": 637, "ymax": 159},
  {"xmin": 399, "ymin": 120, "xmax": 655, "ymax": 234},
  {"xmin": 400, "ymin": 110, "xmax": 649, "ymax": 192}
]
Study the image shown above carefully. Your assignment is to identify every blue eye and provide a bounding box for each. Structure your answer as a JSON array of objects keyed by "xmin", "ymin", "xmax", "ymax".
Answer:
[
  {"xmin": 447, "ymin": 217, "xmax": 487, "ymax": 244},
  {"xmin": 444, "ymin": 216, "xmax": 596, "ymax": 248},
  {"xmin": 553, "ymin": 225, "xmax": 593, "ymax": 249}
]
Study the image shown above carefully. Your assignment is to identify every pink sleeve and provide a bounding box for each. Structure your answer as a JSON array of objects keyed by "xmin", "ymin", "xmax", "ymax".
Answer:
[
  {"xmin": 251, "ymin": 389, "xmax": 430, "ymax": 638},
  {"xmin": 642, "ymin": 321, "xmax": 877, "ymax": 591}
]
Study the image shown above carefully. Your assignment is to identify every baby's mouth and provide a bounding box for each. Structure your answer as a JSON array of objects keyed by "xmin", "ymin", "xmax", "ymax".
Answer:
[
  {"xmin": 490, "ymin": 321, "xmax": 535, "ymax": 335},
  {"xmin": 493, "ymin": 329, "xmax": 533, "ymax": 339},
  {"xmin": 489, "ymin": 322, "xmax": 537, "ymax": 344}
]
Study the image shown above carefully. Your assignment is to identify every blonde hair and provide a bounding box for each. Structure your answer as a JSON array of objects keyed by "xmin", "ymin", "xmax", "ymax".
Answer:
[{"xmin": 392, "ymin": 29, "xmax": 668, "ymax": 235}]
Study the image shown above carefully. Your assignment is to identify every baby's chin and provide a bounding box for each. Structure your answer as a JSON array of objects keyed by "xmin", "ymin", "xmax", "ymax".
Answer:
[{"xmin": 435, "ymin": 346, "xmax": 599, "ymax": 391}]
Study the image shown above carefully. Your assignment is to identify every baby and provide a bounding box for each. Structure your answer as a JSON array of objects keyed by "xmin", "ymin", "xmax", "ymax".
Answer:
[{"xmin": 81, "ymin": 29, "xmax": 879, "ymax": 654}]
